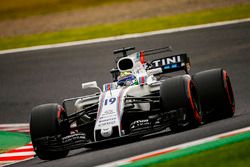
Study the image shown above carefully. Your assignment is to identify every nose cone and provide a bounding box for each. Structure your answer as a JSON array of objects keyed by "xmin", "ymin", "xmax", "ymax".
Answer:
[{"xmin": 101, "ymin": 127, "xmax": 113, "ymax": 137}]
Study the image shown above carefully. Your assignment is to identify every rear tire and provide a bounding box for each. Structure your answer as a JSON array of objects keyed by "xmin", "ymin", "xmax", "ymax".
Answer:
[
  {"xmin": 30, "ymin": 103, "xmax": 70, "ymax": 160},
  {"xmin": 160, "ymin": 75, "xmax": 202, "ymax": 132},
  {"xmin": 192, "ymin": 69, "xmax": 235, "ymax": 122}
]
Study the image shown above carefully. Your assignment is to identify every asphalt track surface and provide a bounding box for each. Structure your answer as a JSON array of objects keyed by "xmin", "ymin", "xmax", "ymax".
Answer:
[{"xmin": 0, "ymin": 21, "xmax": 249, "ymax": 166}]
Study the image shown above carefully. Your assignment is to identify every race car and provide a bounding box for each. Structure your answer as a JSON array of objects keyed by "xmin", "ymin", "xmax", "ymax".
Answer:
[{"xmin": 30, "ymin": 46, "xmax": 235, "ymax": 160}]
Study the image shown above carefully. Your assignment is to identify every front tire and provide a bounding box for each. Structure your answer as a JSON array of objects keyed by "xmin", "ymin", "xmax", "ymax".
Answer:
[{"xmin": 30, "ymin": 103, "xmax": 70, "ymax": 160}]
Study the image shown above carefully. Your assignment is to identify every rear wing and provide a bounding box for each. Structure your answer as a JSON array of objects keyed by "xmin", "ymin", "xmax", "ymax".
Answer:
[{"xmin": 147, "ymin": 53, "xmax": 191, "ymax": 74}]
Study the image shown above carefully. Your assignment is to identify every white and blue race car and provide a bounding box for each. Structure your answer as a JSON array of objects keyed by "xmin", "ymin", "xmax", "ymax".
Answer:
[{"xmin": 30, "ymin": 46, "xmax": 235, "ymax": 160}]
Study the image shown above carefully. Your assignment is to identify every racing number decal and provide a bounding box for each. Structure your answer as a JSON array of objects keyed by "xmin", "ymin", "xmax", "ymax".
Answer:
[{"xmin": 104, "ymin": 97, "xmax": 117, "ymax": 106}]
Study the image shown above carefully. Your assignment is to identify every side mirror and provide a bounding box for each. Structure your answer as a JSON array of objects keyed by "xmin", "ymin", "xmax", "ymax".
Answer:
[{"xmin": 82, "ymin": 81, "xmax": 102, "ymax": 92}]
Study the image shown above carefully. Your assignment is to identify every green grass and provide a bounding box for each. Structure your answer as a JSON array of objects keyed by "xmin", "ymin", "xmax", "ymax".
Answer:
[
  {"xmin": 151, "ymin": 139, "xmax": 250, "ymax": 167},
  {"xmin": 0, "ymin": 4, "xmax": 250, "ymax": 50},
  {"xmin": 0, "ymin": 131, "xmax": 30, "ymax": 153},
  {"xmin": 0, "ymin": 0, "xmax": 135, "ymax": 20}
]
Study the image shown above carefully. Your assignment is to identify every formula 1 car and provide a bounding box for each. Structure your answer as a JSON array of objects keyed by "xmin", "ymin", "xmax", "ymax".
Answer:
[{"xmin": 30, "ymin": 46, "xmax": 235, "ymax": 160}]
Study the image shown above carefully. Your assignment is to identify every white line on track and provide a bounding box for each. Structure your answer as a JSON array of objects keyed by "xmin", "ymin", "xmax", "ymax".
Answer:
[
  {"xmin": 0, "ymin": 18, "xmax": 249, "ymax": 55},
  {"xmin": 0, "ymin": 124, "xmax": 29, "ymax": 128},
  {"xmin": 0, "ymin": 152, "xmax": 35, "ymax": 158},
  {"xmin": 0, "ymin": 124, "xmax": 30, "ymax": 133},
  {"xmin": 15, "ymin": 146, "xmax": 33, "ymax": 150}
]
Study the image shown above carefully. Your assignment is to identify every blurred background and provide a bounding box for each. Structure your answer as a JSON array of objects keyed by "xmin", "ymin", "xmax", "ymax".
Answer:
[{"xmin": 0, "ymin": 0, "xmax": 249, "ymax": 49}]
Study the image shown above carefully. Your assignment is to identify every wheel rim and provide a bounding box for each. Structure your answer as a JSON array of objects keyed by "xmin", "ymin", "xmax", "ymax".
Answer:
[
  {"xmin": 223, "ymin": 71, "xmax": 235, "ymax": 114},
  {"xmin": 57, "ymin": 105, "xmax": 70, "ymax": 136},
  {"xmin": 188, "ymin": 80, "xmax": 202, "ymax": 123}
]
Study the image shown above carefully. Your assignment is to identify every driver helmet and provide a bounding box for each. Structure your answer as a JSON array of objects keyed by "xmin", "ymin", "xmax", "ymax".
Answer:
[{"xmin": 117, "ymin": 71, "xmax": 138, "ymax": 86}]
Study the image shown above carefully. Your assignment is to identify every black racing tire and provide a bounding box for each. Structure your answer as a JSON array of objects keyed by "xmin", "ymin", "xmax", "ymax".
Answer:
[
  {"xmin": 30, "ymin": 103, "xmax": 70, "ymax": 160},
  {"xmin": 160, "ymin": 75, "xmax": 202, "ymax": 132},
  {"xmin": 192, "ymin": 69, "xmax": 235, "ymax": 122}
]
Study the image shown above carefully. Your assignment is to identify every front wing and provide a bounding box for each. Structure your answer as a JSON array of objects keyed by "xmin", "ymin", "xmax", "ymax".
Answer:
[{"xmin": 33, "ymin": 124, "xmax": 169, "ymax": 152}]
